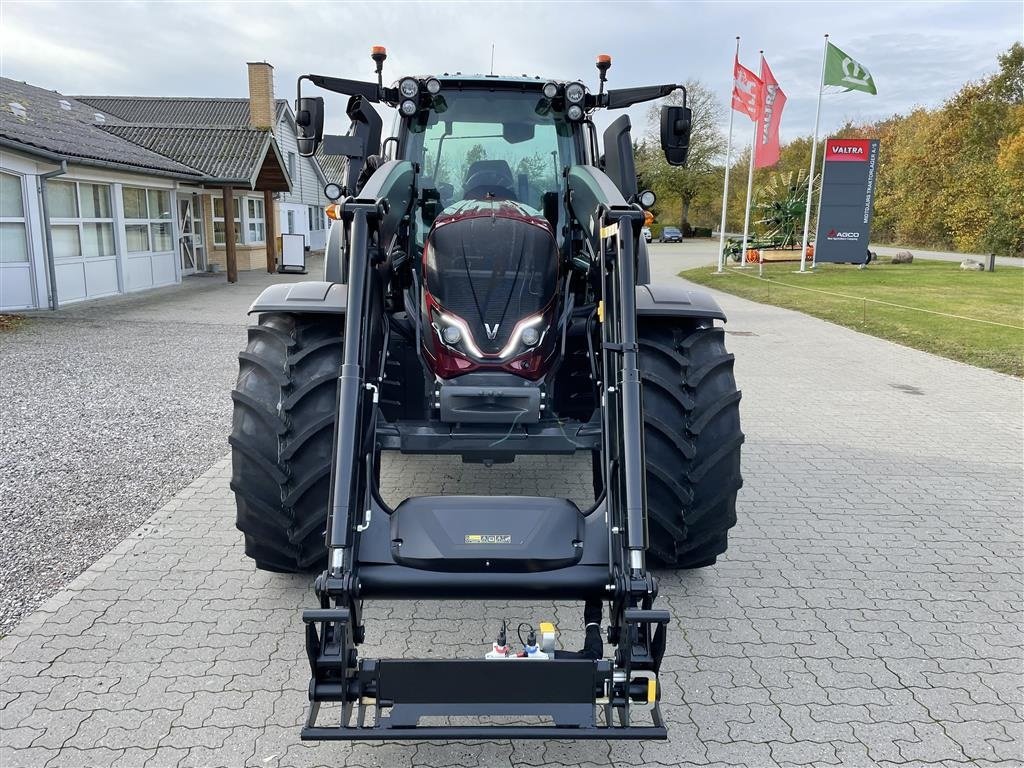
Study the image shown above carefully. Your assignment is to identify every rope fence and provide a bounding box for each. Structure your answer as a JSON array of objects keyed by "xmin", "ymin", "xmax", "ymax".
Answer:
[{"xmin": 723, "ymin": 267, "xmax": 1024, "ymax": 331}]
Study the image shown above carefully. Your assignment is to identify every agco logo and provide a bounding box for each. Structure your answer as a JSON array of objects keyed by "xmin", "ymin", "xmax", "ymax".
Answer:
[
  {"xmin": 465, "ymin": 534, "xmax": 513, "ymax": 544},
  {"xmin": 827, "ymin": 229, "xmax": 860, "ymax": 241}
]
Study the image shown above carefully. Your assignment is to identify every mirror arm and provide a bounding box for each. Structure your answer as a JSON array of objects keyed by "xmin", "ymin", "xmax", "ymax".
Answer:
[
  {"xmin": 299, "ymin": 73, "xmax": 388, "ymax": 104},
  {"xmin": 603, "ymin": 83, "xmax": 685, "ymax": 110}
]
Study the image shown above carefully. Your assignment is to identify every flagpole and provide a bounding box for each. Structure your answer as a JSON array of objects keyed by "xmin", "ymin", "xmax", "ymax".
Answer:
[
  {"xmin": 716, "ymin": 36, "xmax": 740, "ymax": 274},
  {"xmin": 739, "ymin": 108, "xmax": 757, "ymax": 267},
  {"xmin": 799, "ymin": 33, "xmax": 828, "ymax": 273},
  {"xmin": 739, "ymin": 49, "xmax": 763, "ymax": 270}
]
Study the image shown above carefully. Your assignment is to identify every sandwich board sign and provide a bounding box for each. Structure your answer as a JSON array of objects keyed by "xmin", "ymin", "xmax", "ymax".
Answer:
[
  {"xmin": 279, "ymin": 233, "xmax": 307, "ymax": 274},
  {"xmin": 814, "ymin": 139, "xmax": 880, "ymax": 264}
]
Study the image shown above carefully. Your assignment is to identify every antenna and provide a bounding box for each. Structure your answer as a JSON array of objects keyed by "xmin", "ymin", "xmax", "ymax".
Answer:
[{"xmin": 490, "ymin": 43, "xmax": 495, "ymax": 75}]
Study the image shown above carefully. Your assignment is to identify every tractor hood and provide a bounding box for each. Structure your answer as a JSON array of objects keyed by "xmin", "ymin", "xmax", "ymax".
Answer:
[{"xmin": 423, "ymin": 200, "xmax": 558, "ymax": 364}]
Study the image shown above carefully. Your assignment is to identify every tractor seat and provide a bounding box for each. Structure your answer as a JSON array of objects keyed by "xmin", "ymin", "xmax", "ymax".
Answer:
[{"xmin": 463, "ymin": 159, "xmax": 517, "ymax": 201}]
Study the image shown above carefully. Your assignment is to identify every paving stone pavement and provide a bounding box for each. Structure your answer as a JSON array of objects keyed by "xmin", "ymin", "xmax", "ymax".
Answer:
[{"xmin": 2, "ymin": 282, "xmax": 1022, "ymax": 768}]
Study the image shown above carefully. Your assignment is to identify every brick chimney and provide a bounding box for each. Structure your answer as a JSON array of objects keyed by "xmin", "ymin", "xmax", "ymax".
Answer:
[{"xmin": 247, "ymin": 61, "xmax": 275, "ymax": 131}]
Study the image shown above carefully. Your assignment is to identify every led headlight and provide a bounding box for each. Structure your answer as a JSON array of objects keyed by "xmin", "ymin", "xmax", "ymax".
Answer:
[
  {"xmin": 400, "ymin": 99, "xmax": 418, "ymax": 116},
  {"xmin": 441, "ymin": 325, "xmax": 462, "ymax": 345},
  {"xmin": 542, "ymin": 81, "xmax": 559, "ymax": 99},
  {"xmin": 566, "ymin": 104, "xmax": 583, "ymax": 121},
  {"xmin": 499, "ymin": 315, "xmax": 545, "ymax": 358},
  {"xmin": 565, "ymin": 82, "xmax": 586, "ymax": 104},
  {"xmin": 438, "ymin": 312, "xmax": 483, "ymax": 358},
  {"xmin": 425, "ymin": 77, "xmax": 442, "ymax": 95},
  {"xmin": 398, "ymin": 77, "xmax": 419, "ymax": 99},
  {"xmin": 521, "ymin": 327, "xmax": 540, "ymax": 346}
]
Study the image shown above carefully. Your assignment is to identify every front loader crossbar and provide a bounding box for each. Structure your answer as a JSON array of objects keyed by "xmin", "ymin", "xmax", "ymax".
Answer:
[
  {"xmin": 302, "ymin": 609, "xmax": 668, "ymax": 741},
  {"xmin": 375, "ymin": 416, "xmax": 602, "ymax": 456}
]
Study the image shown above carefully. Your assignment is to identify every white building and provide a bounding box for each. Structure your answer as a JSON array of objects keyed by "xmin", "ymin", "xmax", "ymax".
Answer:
[
  {"xmin": 77, "ymin": 64, "xmax": 330, "ymax": 253},
  {"xmin": 0, "ymin": 62, "xmax": 329, "ymax": 311}
]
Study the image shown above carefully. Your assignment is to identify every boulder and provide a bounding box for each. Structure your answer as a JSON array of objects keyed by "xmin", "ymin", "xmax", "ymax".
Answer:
[
  {"xmin": 891, "ymin": 250, "xmax": 914, "ymax": 264},
  {"xmin": 960, "ymin": 258, "xmax": 985, "ymax": 271}
]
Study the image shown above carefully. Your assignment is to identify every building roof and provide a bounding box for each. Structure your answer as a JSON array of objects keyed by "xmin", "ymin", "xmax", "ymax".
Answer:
[
  {"xmin": 315, "ymin": 145, "xmax": 348, "ymax": 183},
  {"xmin": 75, "ymin": 97, "xmax": 290, "ymax": 128},
  {"xmin": 101, "ymin": 125, "xmax": 289, "ymax": 190},
  {"xmin": 0, "ymin": 78, "xmax": 202, "ymax": 178},
  {"xmin": 1, "ymin": 78, "xmax": 291, "ymax": 191}
]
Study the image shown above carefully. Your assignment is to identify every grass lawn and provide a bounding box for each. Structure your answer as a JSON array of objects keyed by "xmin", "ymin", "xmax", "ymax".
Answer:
[{"xmin": 681, "ymin": 260, "xmax": 1024, "ymax": 377}]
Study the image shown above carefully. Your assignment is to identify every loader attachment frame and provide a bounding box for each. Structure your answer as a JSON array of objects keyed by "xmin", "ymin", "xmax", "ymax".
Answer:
[{"xmin": 301, "ymin": 188, "xmax": 671, "ymax": 740}]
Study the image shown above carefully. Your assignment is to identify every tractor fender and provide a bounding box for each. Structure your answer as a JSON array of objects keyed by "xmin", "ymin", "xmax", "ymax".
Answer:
[
  {"xmin": 635, "ymin": 282, "xmax": 726, "ymax": 322},
  {"xmin": 247, "ymin": 281, "xmax": 347, "ymax": 315}
]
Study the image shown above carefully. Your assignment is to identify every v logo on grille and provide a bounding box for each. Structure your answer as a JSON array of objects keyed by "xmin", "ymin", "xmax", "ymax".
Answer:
[{"xmin": 484, "ymin": 323, "xmax": 500, "ymax": 340}]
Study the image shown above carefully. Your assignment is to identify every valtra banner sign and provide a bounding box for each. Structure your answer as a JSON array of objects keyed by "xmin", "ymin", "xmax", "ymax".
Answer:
[
  {"xmin": 814, "ymin": 139, "xmax": 880, "ymax": 263},
  {"xmin": 732, "ymin": 55, "xmax": 763, "ymax": 121},
  {"xmin": 754, "ymin": 57, "xmax": 786, "ymax": 168}
]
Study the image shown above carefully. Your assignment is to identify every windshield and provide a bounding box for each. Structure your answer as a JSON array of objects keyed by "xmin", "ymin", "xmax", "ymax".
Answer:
[{"xmin": 405, "ymin": 89, "xmax": 579, "ymax": 213}]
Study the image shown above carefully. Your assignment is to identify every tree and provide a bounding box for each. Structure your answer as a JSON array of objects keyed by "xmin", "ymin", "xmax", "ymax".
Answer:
[
  {"xmin": 989, "ymin": 42, "xmax": 1024, "ymax": 105},
  {"xmin": 635, "ymin": 81, "xmax": 727, "ymax": 231},
  {"xmin": 735, "ymin": 44, "xmax": 1024, "ymax": 256},
  {"xmin": 455, "ymin": 143, "xmax": 488, "ymax": 187}
]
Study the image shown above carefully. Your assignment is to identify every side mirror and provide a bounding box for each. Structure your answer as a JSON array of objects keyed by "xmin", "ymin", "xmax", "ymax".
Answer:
[
  {"xmin": 295, "ymin": 97, "xmax": 325, "ymax": 157},
  {"xmin": 660, "ymin": 105, "xmax": 691, "ymax": 167}
]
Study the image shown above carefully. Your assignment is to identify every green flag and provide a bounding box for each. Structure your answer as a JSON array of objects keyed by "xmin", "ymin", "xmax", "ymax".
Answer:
[{"xmin": 823, "ymin": 41, "xmax": 877, "ymax": 94}]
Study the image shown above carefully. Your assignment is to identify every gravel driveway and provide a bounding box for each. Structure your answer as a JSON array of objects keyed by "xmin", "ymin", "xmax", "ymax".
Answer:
[{"xmin": 0, "ymin": 265, "xmax": 316, "ymax": 633}]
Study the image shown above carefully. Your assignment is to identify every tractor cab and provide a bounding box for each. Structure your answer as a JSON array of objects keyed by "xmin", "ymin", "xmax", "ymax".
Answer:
[{"xmin": 402, "ymin": 81, "xmax": 575, "ymax": 385}]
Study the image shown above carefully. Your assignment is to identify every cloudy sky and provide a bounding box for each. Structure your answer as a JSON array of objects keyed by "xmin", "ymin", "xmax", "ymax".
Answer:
[{"xmin": 2, "ymin": 0, "xmax": 1021, "ymax": 143}]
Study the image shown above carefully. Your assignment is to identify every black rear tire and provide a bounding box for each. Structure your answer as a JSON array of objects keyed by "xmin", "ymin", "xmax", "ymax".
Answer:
[
  {"xmin": 229, "ymin": 313, "xmax": 340, "ymax": 572},
  {"xmin": 639, "ymin": 319, "xmax": 744, "ymax": 569}
]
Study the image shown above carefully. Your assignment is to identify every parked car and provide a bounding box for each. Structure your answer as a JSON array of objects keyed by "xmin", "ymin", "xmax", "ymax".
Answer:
[
  {"xmin": 660, "ymin": 226, "xmax": 682, "ymax": 243},
  {"xmin": 641, "ymin": 226, "xmax": 652, "ymax": 242}
]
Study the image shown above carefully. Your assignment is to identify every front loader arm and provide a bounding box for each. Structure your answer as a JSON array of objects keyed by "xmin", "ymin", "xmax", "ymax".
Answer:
[{"xmin": 325, "ymin": 161, "xmax": 417, "ymax": 573}]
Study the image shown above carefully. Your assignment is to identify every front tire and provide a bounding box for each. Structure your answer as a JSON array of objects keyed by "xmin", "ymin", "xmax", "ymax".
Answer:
[
  {"xmin": 639, "ymin": 319, "xmax": 744, "ymax": 568},
  {"xmin": 229, "ymin": 313, "xmax": 340, "ymax": 572}
]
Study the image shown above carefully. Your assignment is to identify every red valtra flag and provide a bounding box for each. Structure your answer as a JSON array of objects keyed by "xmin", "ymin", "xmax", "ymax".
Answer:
[
  {"xmin": 732, "ymin": 55, "xmax": 764, "ymax": 121},
  {"xmin": 754, "ymin": 56, "xmax": 787, "ymax": 168}
]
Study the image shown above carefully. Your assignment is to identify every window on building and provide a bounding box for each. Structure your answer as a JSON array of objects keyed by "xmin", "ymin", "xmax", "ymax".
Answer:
[
  {"xmin": 47, "ymin": 179, "xmax": 115, "ymax": 259},
  {"xmin": 286, "ymin": 209, "xmax": 296, "ymax": 235},
  {"xmin": 288, "ymin": 152, "xmax": 297, "ymax": 181},
  {"xmin": 308, "ymin": 205, "xmax": 326, "ymax": 232},
  {"xmin": 247, "ymin": 198, "xmax": 266, "ymax": 242},
  {"xmin": 122, "ymin": 186, "xmax": 173, "ymax": 253},
  {"xmin": 0, "ymin": 171, "xmax": 28, "ymax": 263},
  {"xmin": 212, "ymin": 196, "xmax": 242, "ymax": 246},
  {"xmin": 49, "ymin": 180, "xmax": 79, "ymax": 218}
]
